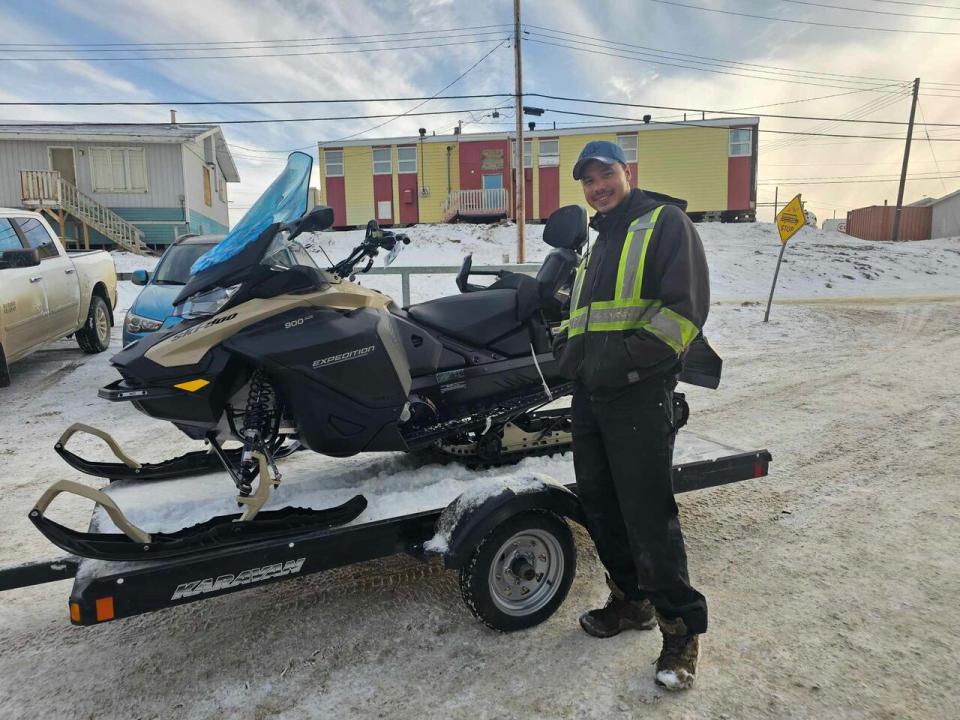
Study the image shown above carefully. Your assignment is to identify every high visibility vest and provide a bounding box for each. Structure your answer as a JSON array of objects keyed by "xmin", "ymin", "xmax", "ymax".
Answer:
[{"xmin": 560, "ymin": 206, "xmax": 699, "ymax": 354}]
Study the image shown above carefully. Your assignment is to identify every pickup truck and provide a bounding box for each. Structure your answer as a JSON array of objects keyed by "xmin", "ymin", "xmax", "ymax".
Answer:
[{"xmin": 0, "ymin": 208, "xmax": 118, "ymax": 387}]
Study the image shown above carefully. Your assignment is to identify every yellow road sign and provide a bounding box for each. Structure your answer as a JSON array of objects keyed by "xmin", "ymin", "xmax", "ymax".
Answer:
[{"xmin": 776, "ymin": 194, "xmax": 805, "ymax": 244}]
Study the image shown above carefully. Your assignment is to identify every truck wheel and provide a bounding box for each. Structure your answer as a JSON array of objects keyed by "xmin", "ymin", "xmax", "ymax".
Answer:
[
  {"xmin": 0, "ymin": 344, "xmax": 9, "ymax": 388},
  {"xmin": 76, "ymin": 295, "xmax": 111, "ymax": 354},
  {"xmin": 459, "ymin": 510, "xmax": 576, "ymax": 632}
]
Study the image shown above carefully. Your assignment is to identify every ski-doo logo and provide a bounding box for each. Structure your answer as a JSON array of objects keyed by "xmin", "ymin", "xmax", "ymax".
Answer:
[
  {"xmin": 171, "ymin": 558, "xmax": 306, "ymax": 600},
  {"xmin": 312, "ymin": 345, "xmax": 375, "ymax": 369}
]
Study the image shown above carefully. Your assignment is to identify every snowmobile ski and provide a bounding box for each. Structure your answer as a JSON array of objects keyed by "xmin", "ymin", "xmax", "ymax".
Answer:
[
  {"xmin": 54, "ymin": 423, "xmax": 301, "ymax": 482},
  {"xmin": 29, "ymin": 478, "xmax": 367, "ymax": 562}
]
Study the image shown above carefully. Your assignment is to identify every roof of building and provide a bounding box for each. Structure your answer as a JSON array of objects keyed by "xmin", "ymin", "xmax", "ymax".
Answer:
[
  {"xmin": 319, "ymin": 116, "xmax": 760, "ymax": 149},
  {"xmin": 930, "ymin": 188, "xmax": 960, "ymax": 206},
  {"xmin": 0, "ymin": 123, "xmax": 239, "ymax": 182}
]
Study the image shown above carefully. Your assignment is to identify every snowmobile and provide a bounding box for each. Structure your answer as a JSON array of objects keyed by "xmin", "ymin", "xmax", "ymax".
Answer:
[{"xmin": 32, "ymin": 152, "xmax": 721, "ymax": 563}]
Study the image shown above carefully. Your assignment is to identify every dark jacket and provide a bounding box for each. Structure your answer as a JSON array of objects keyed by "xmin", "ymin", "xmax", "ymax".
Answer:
[{"xmin": 556, "ymin": 188, "xmax": 710, "ymax": 391}]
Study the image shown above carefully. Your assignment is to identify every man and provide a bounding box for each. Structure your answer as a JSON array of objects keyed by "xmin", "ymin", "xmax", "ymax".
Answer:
[{"xmin": 554, "ymin": 140, "xmax": 710, "ymax": 691}]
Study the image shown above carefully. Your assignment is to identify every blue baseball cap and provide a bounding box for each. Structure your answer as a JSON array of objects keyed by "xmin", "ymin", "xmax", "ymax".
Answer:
[{"xmin": 572, "ymin": 140, "xmax": 628, "ymax": 180}]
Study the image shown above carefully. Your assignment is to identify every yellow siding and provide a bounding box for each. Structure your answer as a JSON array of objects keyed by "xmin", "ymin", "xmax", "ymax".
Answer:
[
  {"xmin": 419, "ymin": 142, "xmax": 459, "ymax": 223},
  {"xmin": 558, "ymin": 132, "xmax": 615, "ymax": 211},
  {"xmin": 344, "ymin": 146, "xmax": 374, "ymax": 225},
  {"xmin": 635, "ymin": 128, "xmax": 727, "ymax": 212},
  {"xmin": 317, "ymin": 146, "xmax": 326, "ymax": 204}
]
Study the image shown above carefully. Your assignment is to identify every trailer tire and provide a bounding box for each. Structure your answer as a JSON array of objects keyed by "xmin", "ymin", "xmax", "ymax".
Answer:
[
  {"xmin": 76, "ymin": 295, "xmax": 111, "ymax": 354},
  {"xmin": 0, "ymin": 344, "xmax": 9, "ymax": 388},
  {"xmin": 459, "ymin": 510, "xmax": 575, "ymax": 632}
]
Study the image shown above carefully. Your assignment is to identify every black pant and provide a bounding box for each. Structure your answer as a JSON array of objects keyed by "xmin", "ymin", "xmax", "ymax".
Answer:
[{"xmin": 572, "ymin": 377, "xmax": 708, "ymax": 634}]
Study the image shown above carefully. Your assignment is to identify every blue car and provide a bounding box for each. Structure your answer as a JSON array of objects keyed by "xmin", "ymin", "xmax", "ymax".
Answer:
[{"xmin": 123, "ymin": 234, "xmax": 222, "ymax": 346}]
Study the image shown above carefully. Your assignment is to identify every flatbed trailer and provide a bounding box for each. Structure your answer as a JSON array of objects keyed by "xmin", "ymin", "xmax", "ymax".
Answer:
[{"xmin": 1, "ymin": 436, "xmax": 771, "ymax": 632}]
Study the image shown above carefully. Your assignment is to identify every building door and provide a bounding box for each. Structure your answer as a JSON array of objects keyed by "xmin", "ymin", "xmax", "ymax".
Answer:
[
  {"xmin": 49, "ymin": 147, "xmax": 77, "ymax": 186},
  {"xmin": 482, "ymin": 174, "xmax": 503, "ymax": 211}
]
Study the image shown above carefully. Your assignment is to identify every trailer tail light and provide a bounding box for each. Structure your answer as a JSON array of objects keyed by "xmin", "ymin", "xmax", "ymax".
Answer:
[
  {"xmin": 95, "ymin": 596, "xmax": 115, "ymax": 622},
  {"xmin": 753, "ymin": 461, "xmax": 765, "ymax": 478},
  {"xmin": 69, "ymin": 602, "xmax": 81, "ymax": 623}
]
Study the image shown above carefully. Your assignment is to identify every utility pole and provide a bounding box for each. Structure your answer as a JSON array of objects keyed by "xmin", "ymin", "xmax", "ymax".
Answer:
[
  {"xmin": 513, "ymin": 0, "xmax": 525, "ymax": 263},
  {"xmin": 892, "ymin": 77, "xmax": 920, "ymax": 242}
]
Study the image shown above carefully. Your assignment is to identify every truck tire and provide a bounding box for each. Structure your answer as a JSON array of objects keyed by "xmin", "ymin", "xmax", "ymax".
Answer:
[
  {"xmin": 459, "ymin": 510, "xmax": 576, "ymax": 632},
  {"xmin": 76, "ymin": 295, "xmax": 111, "ymax": 354},
  {"xmin": 0, "ymin": 344, "xmax": 9, "ymax": 388}
]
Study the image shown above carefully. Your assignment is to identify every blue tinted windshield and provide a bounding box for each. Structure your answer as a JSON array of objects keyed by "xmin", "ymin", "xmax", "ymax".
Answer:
[{"xmin": 191, "ymin": 152, "xmax": 313, "ymax": 275}]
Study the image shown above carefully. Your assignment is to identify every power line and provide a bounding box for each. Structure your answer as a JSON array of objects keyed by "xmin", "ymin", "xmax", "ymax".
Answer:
[
  {"xmin": 0, "ymin": 29, "xmax": 510, "ymax": 55},
  {"xmin": 321, "ymin": 40, "xmax": 507, "ymax": 145},
  {"xmin": 866, "ymin": 0, "xmax": 960, "ymax": 10},
  {"xmin": 0, "ymin": 36, "xmax": 511, "ymax": 62},
  {"xmin": 523, "ymin": 37, "xmax": 946, "ymax": 93},
  {"xmin": 767, "ymin": 0, "xmax": 960, "ymax": 20},
  {"xmin": 536, "ymin": 106, "xmax": 960, "ymax": 141},
  {"xmin": 0, "ymin": 24, "xmax": 513, "ymax": 48},
  {"xmin": 0, "ymin": 106, "xmax": 514, "ymax": 128},
  {"xmin": 0, "ymin": 93, "xmax": 513, "ymax": 107},
  {"xmin": 525, "ymin": 24, "xmax": 904, "ymax": 86},
  {"xmin": 648, "ymin": 0, "xmax": 960, "ymax": 35},
  {"xmin": 526, "ymin": 90, "xmax": 960, "ymax": 127},
  {"xmin": 917, "ymin": 99, "xmax": 950, "ymax": 192}
]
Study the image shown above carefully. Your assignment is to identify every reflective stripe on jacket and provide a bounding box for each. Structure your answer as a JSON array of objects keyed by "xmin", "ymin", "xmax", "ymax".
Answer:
[{"xmin": 556, "ymin": 188, "xmax": 710, "ymax": 391}]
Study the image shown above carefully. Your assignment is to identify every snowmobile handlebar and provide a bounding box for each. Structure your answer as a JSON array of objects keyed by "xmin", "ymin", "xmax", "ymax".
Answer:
[{"xmin": 330, "ymin": 219, "xmax": 409, "ymax": 278}]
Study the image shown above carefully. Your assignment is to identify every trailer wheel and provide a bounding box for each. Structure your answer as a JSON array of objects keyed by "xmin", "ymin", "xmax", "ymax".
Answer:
[
  {"xmin": 76, "ymin": 295, "xmax": 111, "ymax": 354},
  {"xmin": 459, "ymin": 510, "xmax": 576, "ymax": 632}
]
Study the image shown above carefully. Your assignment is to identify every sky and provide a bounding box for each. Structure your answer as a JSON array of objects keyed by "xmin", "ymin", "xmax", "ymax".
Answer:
[{"xmin": 1, "ymin": 0, "xmax": 959, "ymax": 226}]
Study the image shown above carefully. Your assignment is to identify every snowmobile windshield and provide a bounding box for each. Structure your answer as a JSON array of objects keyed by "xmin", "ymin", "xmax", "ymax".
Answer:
[{"xmin": 190, "ymin": 151, "xmax": 313, "ymax": 276}]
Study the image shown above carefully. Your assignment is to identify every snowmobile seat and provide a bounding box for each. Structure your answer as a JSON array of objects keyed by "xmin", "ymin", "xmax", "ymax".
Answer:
[
  {"xmin": 407, "ymin": 289, "xmax": 526, "ymax": 347},
  {"xmin": 486, "ymin": 272, "xmax": 540, "ymax": 320}
]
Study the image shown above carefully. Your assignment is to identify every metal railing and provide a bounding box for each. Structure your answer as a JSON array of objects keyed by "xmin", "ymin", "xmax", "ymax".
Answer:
[
  {"xmin": 19, "ymin": 169, "xmax": 151, "ymax": 256},
  {"xmin": 365, "ymin": 263, "xmax": 539, "ymax": 307}
]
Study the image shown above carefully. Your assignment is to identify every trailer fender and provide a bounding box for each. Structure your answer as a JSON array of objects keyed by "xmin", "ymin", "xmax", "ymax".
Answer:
[{"xmin": 432, "ymin": 483, "xmax": 584, "ymax": 570}]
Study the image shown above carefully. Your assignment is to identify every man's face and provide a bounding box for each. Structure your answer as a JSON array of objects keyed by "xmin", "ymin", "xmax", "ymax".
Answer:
[{"xmin": 579, "ymin": 160, "xmax": 632, "ymax": 214}]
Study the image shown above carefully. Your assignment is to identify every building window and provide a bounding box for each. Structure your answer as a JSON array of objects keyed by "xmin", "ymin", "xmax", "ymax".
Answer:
[
  {"xmin": 373, "ymin": 148, "xmax": 392, "ymax": 175},
  {"xmin": 397, "ymin": 146, "xmax": 417, "ymax": 174},
  {"xmin": 324, "ymin": 149, "xmax": 343, "ymax": 177},
  {"xmin": 218, "ymin": 167, "xmax": 227, "ymax": 203},
  {"xmin": 90, "ymin": 147, "xmax": 147, "ymax": 192},
  {"xmin": 729, "ymin": 128, "xmax": 752, "ymax": 157},
  {"xmin": 616, "ymin": 134, "xmax": 638, "ymax": 163},
  {"xmin": 538, "ymin": 139, "xmax": 559, "ymax": 167},
  {"xmin": 510, "ymin": 140, "xmax": 533, "ymax": 168}
]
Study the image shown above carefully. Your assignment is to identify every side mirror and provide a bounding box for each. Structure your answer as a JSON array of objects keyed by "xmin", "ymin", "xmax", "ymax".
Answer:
[
  {"xmin": 0, "ymin": 247, "xmax": 41, "ymax": 270},
  {"xmin": 131, "ymin": 269, "xmax": 150, "ymax": 286},
  {"xmin": 280, "ymin": 206, "xmax": 335, "ymax": 241},
  {"xmin": 543, "ymin": 206, "xmax": 588, "ymax": 251}
]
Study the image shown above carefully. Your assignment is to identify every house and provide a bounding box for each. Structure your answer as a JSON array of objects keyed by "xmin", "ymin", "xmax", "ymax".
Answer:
[
  {"xmin": 928, "ymin": 188, "xmax": 960, "ymax": 239},
  {"xmin": 317, "ymin": 117, "xmax": 759, "ymax": 229},
  {"xmin": 0, "ymin": 123, "xmax": 239, "ymax": 254}
]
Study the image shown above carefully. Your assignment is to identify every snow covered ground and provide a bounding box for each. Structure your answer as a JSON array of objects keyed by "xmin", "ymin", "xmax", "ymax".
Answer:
[
  {"xmin": 1, "ymin": 222, "xmax": 959, "ymax": 719},
  {"xmin": 112, "ymin": 220, "xmax": 960, "ymax": 308}
]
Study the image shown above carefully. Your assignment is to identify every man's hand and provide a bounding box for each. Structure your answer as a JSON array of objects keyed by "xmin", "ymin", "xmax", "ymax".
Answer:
[{"xmin": 552, "ymin": 330, "xmax": 567, "ymax": 360}]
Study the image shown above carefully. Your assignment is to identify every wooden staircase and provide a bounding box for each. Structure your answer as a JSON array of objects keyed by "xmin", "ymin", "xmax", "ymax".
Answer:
[{"xmin": 19, "ymin": 170, "xmax": 152, "ymax": 255}]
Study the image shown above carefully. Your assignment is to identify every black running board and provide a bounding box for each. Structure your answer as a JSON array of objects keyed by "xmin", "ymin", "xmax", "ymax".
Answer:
[{"xmin": 30, "ymin": 495, "xmax": 368, "ymax": 562}]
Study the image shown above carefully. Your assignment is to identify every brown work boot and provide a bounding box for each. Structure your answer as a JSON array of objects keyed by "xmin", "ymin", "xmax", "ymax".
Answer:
[
  {"xmin": 579, "ymin": 578, "xmax": 657, "ymax": 638},
  {"xmin": 654, "ymin": 614, "xmax": 701, "ymax": 691}
]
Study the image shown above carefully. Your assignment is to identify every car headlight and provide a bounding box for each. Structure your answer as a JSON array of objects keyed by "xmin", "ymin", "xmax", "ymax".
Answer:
[
  {"xmin": 125, "ymin": 312, "xmax": 164, "ymax": 334},
  {"xmin": 178, "ymin": 283, "xmax": 241, "ymax": 320}
]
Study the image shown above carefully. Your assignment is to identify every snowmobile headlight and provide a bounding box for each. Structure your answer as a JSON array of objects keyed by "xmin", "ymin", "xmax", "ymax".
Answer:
[
  {"xmin": 179, "ymin": 284, "xmax": 242, "ymax": 320},
  {"xmin": 125, "ymin": 312, "xmax": 163, "ymax": 334}
]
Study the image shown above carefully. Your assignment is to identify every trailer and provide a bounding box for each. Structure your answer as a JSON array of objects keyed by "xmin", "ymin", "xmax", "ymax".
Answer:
[{"xmin": 0, "ymin": 433, "xmax": 770, "ymax": 632}]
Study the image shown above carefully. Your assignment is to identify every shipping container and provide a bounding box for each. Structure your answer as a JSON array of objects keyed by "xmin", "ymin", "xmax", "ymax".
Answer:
[{"xmin": 845, "ymin": 205, "xmax": 931, "ymax": 241}]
